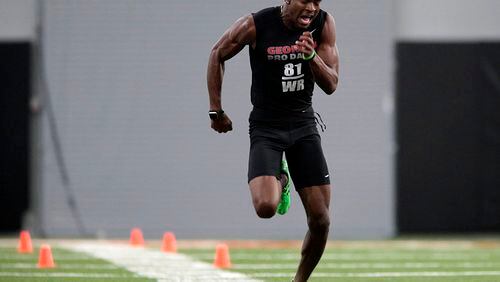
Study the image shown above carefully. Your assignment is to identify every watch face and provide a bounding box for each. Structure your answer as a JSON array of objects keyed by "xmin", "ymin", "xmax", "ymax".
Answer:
[
  {"xmin": 209, "ymin": 112, "xmax": 218, "ymax": 120},
  {"xmin": 209, "ymin": 110, "xmax": 223, "ymax": 120}
]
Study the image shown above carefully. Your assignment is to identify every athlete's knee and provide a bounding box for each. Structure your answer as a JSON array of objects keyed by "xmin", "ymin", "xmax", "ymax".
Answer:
[
  {"xmin": 253, "ymin": 199, "xmax": 277, "ymax": 218},
  {"xmin": 307, "ymin": 212, "xmax": 330, "ymax": 234}
]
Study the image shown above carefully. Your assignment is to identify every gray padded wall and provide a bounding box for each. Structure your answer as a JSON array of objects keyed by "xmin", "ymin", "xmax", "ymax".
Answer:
[
  {"xmin": 0, "ymin": 0, "xmax": 35, "ymax": 40},
  {"xmin": 35, "ymin": 0, "xmax": 394, "ymax": 239},
  {"xmin": 396, "ymin": 0, "xmax": 500, "ymax": 40}
]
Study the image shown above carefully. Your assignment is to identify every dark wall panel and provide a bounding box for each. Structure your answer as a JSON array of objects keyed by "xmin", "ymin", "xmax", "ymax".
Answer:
[
  {"xmin": 478, "ymin": 44, "xmax": 500, "ymax": 229},
  {"xmin": 0, "ymin": 42, "xmax": 31, "ymax": 232},
  {"xmin": 397, "ymin": 43, "xmax": 500, "ymax": 233}
]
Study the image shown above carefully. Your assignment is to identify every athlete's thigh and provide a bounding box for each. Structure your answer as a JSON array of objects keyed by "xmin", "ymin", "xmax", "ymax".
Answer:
[
  {"xmin": 248, "ymin": 133, "xmax": 285, "ymax": 207},
  {"xmin": 286, "ymin": 132, "xmax": 330, "ymax": 190},
  {"xmin": 248, "ymin": 126, "xmax": 287, "ymax": 183}
]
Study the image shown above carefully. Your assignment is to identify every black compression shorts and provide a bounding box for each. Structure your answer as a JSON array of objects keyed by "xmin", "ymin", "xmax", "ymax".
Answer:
[{"xmin": 248, "ymin": 122, "xmax": 330, "ymax": 190}]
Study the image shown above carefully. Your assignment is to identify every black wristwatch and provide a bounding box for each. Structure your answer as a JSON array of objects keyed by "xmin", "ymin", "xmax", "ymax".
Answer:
[{"xmin": 208, "ymin": 109, "xmax": 224, "ymax": 120}]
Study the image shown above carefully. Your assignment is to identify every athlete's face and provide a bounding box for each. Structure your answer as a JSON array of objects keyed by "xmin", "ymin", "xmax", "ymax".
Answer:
[{"xmin": 283, "ymin": 0, "xmax": 321, "ymax": 29}]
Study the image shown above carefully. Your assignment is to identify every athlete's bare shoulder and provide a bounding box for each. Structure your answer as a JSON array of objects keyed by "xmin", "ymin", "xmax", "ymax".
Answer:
[
  {"xmin": 227, "ymin": 14, "xmax": 256, "ymax": 47},
  {"xmin": 209, "ymin": 14, "xmax": 256, "ymax": 62},
  {"xmin": 320, "ymin": 12, "xmax": 336, "ymax": 44}
]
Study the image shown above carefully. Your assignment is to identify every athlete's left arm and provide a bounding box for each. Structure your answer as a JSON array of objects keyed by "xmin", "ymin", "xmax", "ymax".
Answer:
[{"xmin": 309, "ymin": 13, "xmax": 339, "ymax": 95}]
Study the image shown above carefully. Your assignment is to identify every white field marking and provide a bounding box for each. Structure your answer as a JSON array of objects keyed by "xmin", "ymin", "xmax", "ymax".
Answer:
[
  {"xmin": 252, "ymin": 271, "xmax": 500, "ymax": 278},
  {"xmin": 0, "ymin": 272, "xmax": 141, "ymax": 279},
  {"xmin": 0, "ymin": 263, "xmax": 118, "ymax": 270},
  {"xmin": 190, "ymin": 252, "xmax": 496, "ymax": 261},
  {"xmin": 233, "ymin": 262, "xmax": 500, "ymax": 270},
  {"xmin": 62, "ymin": 242, "xmax": 261, "ymax": 282}
]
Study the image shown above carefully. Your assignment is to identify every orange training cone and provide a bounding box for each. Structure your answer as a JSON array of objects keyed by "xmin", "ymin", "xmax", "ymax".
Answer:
[
  {"xmin": 129, "ymin": 228, "xmax": 145, "ymax": 247},
  {"xmin": 161, "ymin": 232, "xmax": 177, "ymax": 253},
  {"xmin": 38, "ymin": 244, "xmax": 56, "ymax": 268},
  {"xmin": 17, "ymin": 230, "xmax": 33, "ymax": 253},
  {"xmin": 213, "ymin": 243, "xmax": 231, "ymax": 269}
]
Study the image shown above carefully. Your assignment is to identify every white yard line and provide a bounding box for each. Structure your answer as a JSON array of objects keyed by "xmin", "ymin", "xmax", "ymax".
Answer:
[
  {"xmin": 62, "ymin": 242, "xmax": 261, "ymax": 282},
  {"xmin": 252, "ymin": 271, "xmax": 500, "ymax": 278}
]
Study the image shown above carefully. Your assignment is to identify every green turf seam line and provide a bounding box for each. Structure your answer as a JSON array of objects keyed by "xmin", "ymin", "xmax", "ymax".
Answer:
[
  {"xmin": 232, "ymin": 262, "xmax": 500, "ymax": 270},
  {"xmin": 251, "ymin": 271, "xmax": 500, "ymax": 278},
  {"xmin": 0, "ymin": 272, "xmax": 142, "ymax": 279},
  {"xmin": 0, "ymin": 263, "xmax": 119, "ymax": 270}
]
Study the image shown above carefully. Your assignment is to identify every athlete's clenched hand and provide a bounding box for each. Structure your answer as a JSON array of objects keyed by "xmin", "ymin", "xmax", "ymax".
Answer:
[
  {"xmin": 211, "ymin": 113, "xmax": 233, "ymax": 133},
  {"xmin": 296, "ymin": 31, "xmax": 315, "ymax": 57}
]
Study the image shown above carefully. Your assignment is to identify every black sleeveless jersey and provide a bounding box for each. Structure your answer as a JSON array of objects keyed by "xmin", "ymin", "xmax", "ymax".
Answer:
[{"xmin": 249, "ymin": 7, "xmax": 327, "ymax": 122}]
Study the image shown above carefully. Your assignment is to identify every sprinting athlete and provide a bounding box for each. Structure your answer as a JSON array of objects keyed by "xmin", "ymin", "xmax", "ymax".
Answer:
[{"xmin": 207, "ymin": 1, "xmax": 339, "ymax": 281}]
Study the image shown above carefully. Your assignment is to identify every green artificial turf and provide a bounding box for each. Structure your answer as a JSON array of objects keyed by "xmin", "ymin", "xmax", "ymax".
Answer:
[
  {"xmin": 182, "ymin": 243, "xmax": 500, "ymax": 282},
  {"xmin": 2, "ymin": 240, "xmax": 500, "ymax": 282},
  {"xmin": 0, "ymin": 247, "xmax": 153, "ymax": 282}
]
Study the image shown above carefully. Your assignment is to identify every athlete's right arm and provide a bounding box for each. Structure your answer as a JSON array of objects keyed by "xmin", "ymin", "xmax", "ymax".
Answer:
[{"xmin": 207, "ymin": 15, "xmax": 256, "ymax": 133}]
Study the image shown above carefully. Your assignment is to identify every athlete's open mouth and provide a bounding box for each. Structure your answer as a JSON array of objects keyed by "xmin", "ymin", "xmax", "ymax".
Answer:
[{"xmin": 298, "ymin": 15, "xmax": 313, "ymax": 26}]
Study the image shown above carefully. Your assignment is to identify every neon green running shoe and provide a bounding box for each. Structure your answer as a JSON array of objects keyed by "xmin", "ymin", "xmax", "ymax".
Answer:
[{"xmin": 277, "ymin": 159, "xmax": 291, "ymax": 215}]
